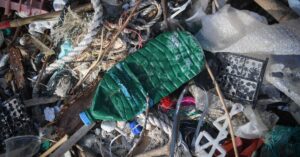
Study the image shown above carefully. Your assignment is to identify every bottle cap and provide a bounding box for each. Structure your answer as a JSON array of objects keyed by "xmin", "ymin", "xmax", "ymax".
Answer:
[
  {"xmin": 129, "ymin": 121, "xmax": 143, "ymax": 135},
  {"xmin": 79, "ymin": 112, "xmax": 92, "ymax": 126}
]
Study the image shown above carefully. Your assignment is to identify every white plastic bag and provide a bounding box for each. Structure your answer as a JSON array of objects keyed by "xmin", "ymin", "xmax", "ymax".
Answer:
[
  {"xmin": 266, "ymin": 55, "xmax": 300, "ymax": 106},
  {"xmin": 196, "ymin": 5, "xmax": 300, "ymax": 55},
  {"xmin": 288, "ymin": 0, "xmax": 300, "ymax": 15},
  {"xmin": 234, "ymin": 105, "xmax": 278, "ymax": 139}
]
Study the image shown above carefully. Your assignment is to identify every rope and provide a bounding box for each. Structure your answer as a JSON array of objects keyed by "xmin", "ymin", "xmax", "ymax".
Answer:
[
  {"xmin": 45, "ymin": 0, "xmax": 103, "ymax": 74},
  {"xmin": 147, "ymin": 112, "xmax": 192, "ymax": 157},
  {"xmin": 148, "ymin": 112, "xmax": 172, "ymax": 136}
]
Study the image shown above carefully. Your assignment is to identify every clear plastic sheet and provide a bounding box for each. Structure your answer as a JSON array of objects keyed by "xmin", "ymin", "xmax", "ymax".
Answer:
[
  {"xmin": 234, "ymin": 105, "xmax": 279, "ymax": 139},
  {"xmin": 189, "ymin": 85, "xmax": 278, "ymax": 139},
  {"xmin": 266, "ymin": 55, "xmax": 300, "ymax": 106},
  {"xmin": 196, "ymin": 5, "xmax": 300, "ymax": 55},
  {"xmin": 288, "ymin": 0, "xmax": 300, "ymax": 16}
]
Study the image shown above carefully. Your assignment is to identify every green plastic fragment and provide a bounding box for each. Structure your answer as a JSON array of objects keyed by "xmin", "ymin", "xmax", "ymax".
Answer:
[
  {"xmin": 41, "ymin": 140, "xmax": 51, "ymax": 152},
  {"xmin": 83, "ymin": 31, "xmax": 205, "ymax": 121}
]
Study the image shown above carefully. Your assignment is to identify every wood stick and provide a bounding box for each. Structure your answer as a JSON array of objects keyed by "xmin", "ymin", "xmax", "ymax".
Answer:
[
  {"xmin": 40, "ymin": 135, "xmax": 68, "ymax": 157},
  {"xmin": 49, "ymin": 123, "xmax": 95, "ymax": 157},
  {"xmin": 24, "ymin": 96, "xmax": 60, "ymax": 107},
  {"xmin": 28, "ymin": 35, "xmax": 55, "ymax": 56},
  {"xmin": 135, "ymin": 142, "xmax": 170, "ymax": 157},
  {"xmin": 254, "ymin": 0, "xmax": 298, "ymax": 22},
  {"xmin": 161, "ymin": 0, "xmax": 169, "ymax": 29},
  {"xmin": 0, "ymin": 3, "xmax": 93, "ymax": 29},
  {"xmin": 205, "ymin": 62, "xmax": 239, "ymax": 157},
  {"xmin": 32, "ymin": 55, "xmax": 50, "ymax": 98}
]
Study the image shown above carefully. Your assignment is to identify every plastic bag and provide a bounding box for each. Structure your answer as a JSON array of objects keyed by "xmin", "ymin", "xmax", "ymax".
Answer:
[
  {"xmin": 80, "ymin": 31, "xmax": 205, "ymax": 123},
  {"xmin": 234, "ymin": 105, "xmax": 279, "ymax": 139},
  {"xmin": 196, "ymin": 5, "xmax": 300, "ymax": 55},
  {"xmin": 266, "ymin": 55, "xmax": 300, "ymax": 106},
  {"xmin": 288, "ymin": 0, "xmax": 300, "ymax": 16}
]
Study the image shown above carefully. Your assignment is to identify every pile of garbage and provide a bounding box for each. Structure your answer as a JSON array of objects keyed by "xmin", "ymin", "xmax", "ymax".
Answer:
[{"xmin": 0, "ymin": 0, "xmax": 300, "ymax": 157}]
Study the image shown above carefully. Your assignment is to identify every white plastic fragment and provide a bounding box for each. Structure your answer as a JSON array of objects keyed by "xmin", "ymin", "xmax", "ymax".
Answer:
[
  {"xmin": 28, "ymin": 20, "xmax": 57, "ymax": 35},
  {"xmin": 194, "ymin": 104, "xmax": 243, "ymax": 157},
  {"xmin": 53, "ymin": 0, "xmax": 68, "ymax": 11},
  {"xmin": 101, "ymin": 121, "xmax": 117, "ymax": 132},
  {"xmin": 53, "ymin": 75, "xmax": 73, "ymax": 98},
  {"xmin": 44, "ymin": 107, "xmax": 56, "ymax": 122},
  {"xmin": 28, "ymin": 0, "xmax": 67, "ymax": 35},
  {"xmin": 63, "ymin": 151, "xmax": 72, "ymax": 157},
  {"xmin": 234, "ymin": 106, "xmax": 270, "ymax": 139},
  {"xmin": 0, "ymin": 54, "xmax": 9, "ymax": 69},
  {"xmin": 44, "ymin": 106, "xmax": 61, "ymax": 122},
  {"xmin": 196, "ymin": 5, "xmax": 300, "ymax": 55}
]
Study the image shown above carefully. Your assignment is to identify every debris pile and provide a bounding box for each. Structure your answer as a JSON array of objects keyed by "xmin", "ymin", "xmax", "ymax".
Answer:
[{"xmin": 0, "ymin": 0, "xmax": 299, "ymax": 157}]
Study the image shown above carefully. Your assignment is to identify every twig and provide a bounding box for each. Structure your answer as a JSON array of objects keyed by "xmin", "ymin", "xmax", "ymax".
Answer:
[
  {"xmin": 135, "ymin": 142, "xmax": 170, "ymax": 157},
  {"xmin": 205, "ymin": 62, "xmax": 239, "ymax": 157},
  {"xmin": 7, "ymin": 27, "xmax": 21, "ymax": 47},
  {"xmin": 24, "ymin": 96, "xmax": 60, "ymax": 107},
  {"xmin": 32, "ymin": 56, "xmax": 49, "ymax": 98},
  {"xmin": 72, "ymin": 0, "xmax": 141, "ymax": 91},
  {"xmin": 50, "ymin": 123, "xmax": 96, "ymax": 157},
  {"xmin": 161, "ymin": 0, "xmax": 169, "ymax": 29},
  {"xmin": 27, "ymin": 35, "xmax": 55, "ymax": 56},
  {"xmin": 0, "ymin": 3, "xmax": 93, "ymax": 29},
  {"xmin": 126, "ymin": 95, "xmax": 150, "ymax": 157}
]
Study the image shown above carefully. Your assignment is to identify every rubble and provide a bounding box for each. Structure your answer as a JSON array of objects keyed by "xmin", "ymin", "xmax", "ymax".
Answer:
[{"xmin": 0, "ymin": 0, "xmax": 299, "ymax": 157}]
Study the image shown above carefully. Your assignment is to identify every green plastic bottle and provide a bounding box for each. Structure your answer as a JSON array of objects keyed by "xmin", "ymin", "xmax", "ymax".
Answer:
[{"xmin": 80, "ymin": 31, "xmax": 205, "ymax": 125}]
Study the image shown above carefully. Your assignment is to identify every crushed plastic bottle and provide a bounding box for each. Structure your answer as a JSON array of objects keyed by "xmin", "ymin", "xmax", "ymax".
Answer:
[{"xmin": 79, "ymin": 31, "xmax": 205, "ymax": 124}]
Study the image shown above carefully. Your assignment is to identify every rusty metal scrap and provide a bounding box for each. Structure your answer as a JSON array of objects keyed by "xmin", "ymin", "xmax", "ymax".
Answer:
[{"xmin": 9, "ymin": 47, "xmax": 25, "ymax": 90}]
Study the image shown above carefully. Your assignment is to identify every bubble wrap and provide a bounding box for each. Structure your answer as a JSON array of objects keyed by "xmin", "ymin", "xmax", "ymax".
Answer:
[{"xmin": 196, "ymin": 5, "xmax": 300, "ymax": 55}]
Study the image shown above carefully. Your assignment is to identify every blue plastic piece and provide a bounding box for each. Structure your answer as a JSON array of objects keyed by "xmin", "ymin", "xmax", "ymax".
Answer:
[
  {"xmin": 58, "ymin": 40, "xmax": 73, "ymax": 59},
  {"xmin": 79, "ymin": 112, "xmax": 92, "ymax": 126},
  {"xmin": 129, "ymin": 121, "xmax": 143, "ymax": 135}
]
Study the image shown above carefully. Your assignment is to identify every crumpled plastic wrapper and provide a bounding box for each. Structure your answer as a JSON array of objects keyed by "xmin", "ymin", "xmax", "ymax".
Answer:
[
  {"xmin": 289, "ymin": 0, "xmax": 300, "ymax": 16},
  {"xmin": 235, "ymin": 105, "xmax": 279, "ymax": 139},
  {"xmin": 266, "ymin": 55, "xmax": 300, "ymax": 106},
  {"xmin": 27, "ymin": 0, "xmax": 67, "ymax": 35},
  {"xmin": 196, "ymin": 5, "xmax": 300, "ymax": 55}
]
